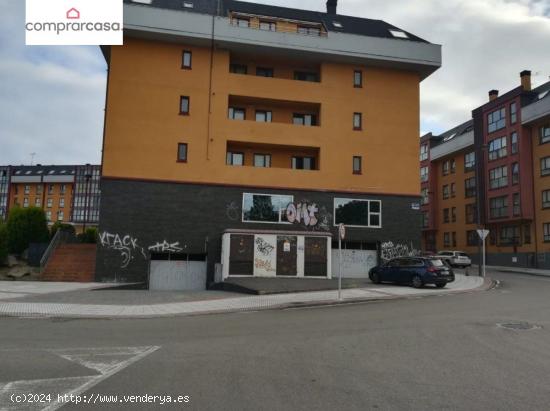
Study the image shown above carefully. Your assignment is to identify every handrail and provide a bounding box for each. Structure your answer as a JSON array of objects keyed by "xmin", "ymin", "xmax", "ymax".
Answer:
[{"xmin": 40, "ymin": 229, "xmax": 63, "ymax": 274}]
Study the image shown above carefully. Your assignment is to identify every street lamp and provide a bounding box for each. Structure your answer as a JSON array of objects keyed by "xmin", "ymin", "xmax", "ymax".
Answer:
[{"xmin": 83, "ymin": 164, "xmax": 92, "ymax": 233}]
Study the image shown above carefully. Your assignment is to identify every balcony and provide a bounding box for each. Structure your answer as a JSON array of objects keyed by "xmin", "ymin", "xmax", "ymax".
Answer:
[
  {"xmin": 226, "ymin": 141, "xmax": 320, "ymax": 171},
  {"xmin": 229, "ymin": 13, "xmax": 327, "ymax": 38}
]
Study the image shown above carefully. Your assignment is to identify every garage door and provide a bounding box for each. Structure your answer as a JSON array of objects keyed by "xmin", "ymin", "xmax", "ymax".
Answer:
[
  {"xmin": 149, "ymin": 260, "xmax": 207, "ymax": 291},
  {"xmin": 331, "ymin": 249, "xmax": 377, "ymax": 278}
]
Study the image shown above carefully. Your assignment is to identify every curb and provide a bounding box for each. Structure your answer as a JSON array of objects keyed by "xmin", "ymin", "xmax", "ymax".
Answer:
[{"xmin": 0, "ymin": 277, "xmax": 496, "ymax": 320}]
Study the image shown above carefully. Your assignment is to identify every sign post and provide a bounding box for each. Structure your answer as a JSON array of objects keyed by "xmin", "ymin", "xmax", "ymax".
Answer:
[
  {"xmin": 338, "ymin": 224, "xmax": 345, "ymax": 301},
  {"xmin": 477, "ymin": 229, "xmax": 490, "ymax": 278}
]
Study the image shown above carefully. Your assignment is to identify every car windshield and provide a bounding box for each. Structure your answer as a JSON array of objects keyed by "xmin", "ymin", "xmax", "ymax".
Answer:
[
  {"xmin": 458, "ymin": 252, "xmax": 468, "ymax": 257},
  {"xmin": 429, "ymin": 259, "xmax": 446, "ymax": 267}
]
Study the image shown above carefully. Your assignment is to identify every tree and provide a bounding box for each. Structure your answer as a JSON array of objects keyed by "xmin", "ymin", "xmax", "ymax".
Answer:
[
  {"xmin": 77, "ymin": 227, "xmax": 98, "ymax": 244},
  {"xmin": 0, "ymin": 223, "xmax": 8, "ymax": 265},
  {"xmin": 6, "ymin": 207, "xmax": 50, "ymax": 254},
  {"xmin": 50, "ymin": 221, "xmax": 76, "ymax": 239}
]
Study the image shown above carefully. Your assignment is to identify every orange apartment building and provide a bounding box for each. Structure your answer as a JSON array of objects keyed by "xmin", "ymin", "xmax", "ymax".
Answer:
[
  {"xmin": 96, "ymin": 0, "xmax": 441, "ymax": 288},
  {"xmin": 421, "ymin": 71, "xmax": 550, "ymax": 269},
  {"xmin": 0, "ymin": 165, "xmax": 101, "ymax": 232}
]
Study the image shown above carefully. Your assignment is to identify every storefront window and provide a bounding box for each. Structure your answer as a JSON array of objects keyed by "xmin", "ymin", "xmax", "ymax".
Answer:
[
  {"xmin": 334, "ymin": 198, "xmax": 382, "ymax": 228},
  {"xmin": 242, "ymin": 193, "xmax": 293, "ymax": 223}
]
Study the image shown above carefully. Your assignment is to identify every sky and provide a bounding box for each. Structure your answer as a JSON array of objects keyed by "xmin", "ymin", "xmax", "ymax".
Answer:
[{"xmin": 0, "ymin": 0, "xmax": 549, "ymax": 165}]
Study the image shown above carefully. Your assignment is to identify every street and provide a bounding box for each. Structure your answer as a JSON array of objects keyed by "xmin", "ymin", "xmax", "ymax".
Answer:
[{"xmin": 1, "ymin": 270, "xmax": 550, "ymax": 410}]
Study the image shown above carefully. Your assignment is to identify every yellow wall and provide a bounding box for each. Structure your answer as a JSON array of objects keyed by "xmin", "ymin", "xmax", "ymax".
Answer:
[
  {"xmin": 102, "ymin": 38, "xmax": 421, "ymax": 195},
  {"xmin": 10, "ymin": 183, "xmax": 73, "ymax": 223},
  {"xmin": 532, "ymin": 120, "xmax": 550, "ymax": 253}
]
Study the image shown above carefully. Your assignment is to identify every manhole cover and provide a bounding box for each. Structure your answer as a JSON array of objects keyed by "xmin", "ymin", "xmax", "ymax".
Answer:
[{"xmin": 497, "ymin": 322, "xmax": 541, "ymax": 331}]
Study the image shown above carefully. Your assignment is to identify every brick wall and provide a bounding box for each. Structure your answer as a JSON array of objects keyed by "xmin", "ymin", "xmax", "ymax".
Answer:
[{"xmin": 42, "ymin": 244, "xmax": 97, "ymax": 282}]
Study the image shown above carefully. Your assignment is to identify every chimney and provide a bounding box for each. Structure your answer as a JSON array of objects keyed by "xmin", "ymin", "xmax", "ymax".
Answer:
[
  {"xmin": 520, "ymin": 70, "xmax": 531, "ymax": 91},
  {"xmin": 489, "ymin": 89, "xmax": 499, "ymax": 101},
  {"xmin": 326, "ymin": 0, "xmax": 337, "ymax": 15}
]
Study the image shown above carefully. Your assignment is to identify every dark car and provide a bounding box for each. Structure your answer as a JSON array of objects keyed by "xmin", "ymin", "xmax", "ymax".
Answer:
[{"xmin": 369, "ymin": 257, "xmax": 455, "ymax": 288}]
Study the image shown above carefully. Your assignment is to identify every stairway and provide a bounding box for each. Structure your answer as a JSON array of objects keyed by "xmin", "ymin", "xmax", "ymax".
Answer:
[{"xmin": 42, "ymin": 244, "xmax": 97, "ymax": 282}]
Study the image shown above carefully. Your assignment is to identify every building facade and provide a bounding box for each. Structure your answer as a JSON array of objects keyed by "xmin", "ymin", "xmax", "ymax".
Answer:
[
  {"xmin": 0, "ymin": 164, "xmax": 101, "ymax": 232},
  {"xmin": 96, "ymin": 0, "xmax": 441, "ymax": 286},
  {"xmin": 421, "ymin": 71, "xmax": 550, "ymax": 268}
]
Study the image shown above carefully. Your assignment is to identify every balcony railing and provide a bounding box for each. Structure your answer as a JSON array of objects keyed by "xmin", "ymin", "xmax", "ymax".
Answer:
[{"xmin": 229, "ymin": 15, "xmax": 327, "ymax": 38}]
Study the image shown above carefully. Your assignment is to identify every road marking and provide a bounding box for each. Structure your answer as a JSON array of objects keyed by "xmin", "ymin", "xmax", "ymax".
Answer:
[{"xmin": 0, "ymin": 346, "xmax": 160, "ymax": 411}]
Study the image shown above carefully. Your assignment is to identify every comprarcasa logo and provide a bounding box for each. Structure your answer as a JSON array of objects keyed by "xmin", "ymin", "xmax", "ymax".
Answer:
[{"xmin": 25, "ymin": 0, "xmax": 123, "ymax": 46}]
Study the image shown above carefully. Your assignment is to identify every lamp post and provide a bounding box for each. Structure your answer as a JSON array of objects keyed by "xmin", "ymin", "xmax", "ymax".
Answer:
[{"xmin": 83, "ymin": 165, "xmax": 92, "ymax": 233}]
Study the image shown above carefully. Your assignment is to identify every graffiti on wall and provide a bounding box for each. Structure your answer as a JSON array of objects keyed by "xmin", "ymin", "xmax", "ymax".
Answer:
[
  {"xmin": 286, "ymin": 202, "xmax": 318, "ymax": 227},
  {"xmin": 254, "ymin": 258, "xmax": 275, "ymax": 272},
  {"xmin": 255, "ymin": 237, "xmax": 275, "ymax": 256},
  {"xmin": 225, "ymin": 201, "xmax": 240, "ymax": 221},
  {"xmin": 148, "ymin": 241, "xmax": 183, "ymax": 253},
  {"xmin": 380, "ymin": 241, "xmax": 420, "ymax": 262},
  {"xmin": 99, "ymin": 232, "xmax": 148, "ymax": 269}
]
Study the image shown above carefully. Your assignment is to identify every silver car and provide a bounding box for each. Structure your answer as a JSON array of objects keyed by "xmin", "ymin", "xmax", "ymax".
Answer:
[{"xmin": 436, "ymin": 251, "xmax": 472, "ymax": 268}]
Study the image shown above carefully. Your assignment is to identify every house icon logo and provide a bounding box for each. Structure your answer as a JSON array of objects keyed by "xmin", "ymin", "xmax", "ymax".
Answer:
[{"xmin": 66, "ymin": 8, "xmax": 80, "ymax": 19}]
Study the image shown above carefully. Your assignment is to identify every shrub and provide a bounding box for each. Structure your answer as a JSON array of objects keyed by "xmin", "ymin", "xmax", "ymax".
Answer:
[
  {"xmin": 6, "ymin": 207, "xmax": 50, "ymax": 254},
  {"xmin": 78, "ymin": 227, "xmax": 98, "ymax": 244},
  {"xmin": 50, "ymin": 221, "xmax": 76, "ymax": 239},
  {"xmin": 0, "ymin": 223, "xmax": 8, "ymax": 265}
]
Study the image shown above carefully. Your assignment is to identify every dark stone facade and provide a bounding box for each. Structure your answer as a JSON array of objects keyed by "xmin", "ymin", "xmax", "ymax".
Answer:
[{"xmin": 96, "ymin": 178, "xmax": 422, "ymax": 285}]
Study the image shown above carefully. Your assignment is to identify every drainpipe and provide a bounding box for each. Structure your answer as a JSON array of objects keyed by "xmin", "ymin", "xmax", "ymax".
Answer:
[{"xmin": 206, "ymin": 2, "xmax": 219, "ymax": 161}]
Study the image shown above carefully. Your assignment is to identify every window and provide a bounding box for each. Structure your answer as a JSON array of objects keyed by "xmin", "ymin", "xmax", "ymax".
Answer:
[
  {"xmin": 465, "ymin": 204, "xmax": 477, "ymax": 224},
  {"xmin": 443, "ymin": 232, "xmax": 450, "ymax": 247},
  {"xmin": 183, "ymin": 1, "xmax": 193, "ymax": 8},
  {"xmin": 333, "ymin": 21, "xmax": 343, "ymax": 28},
  {"xmin": 254, "ymin": 154, "xmax": 271, "ymax": 168},
  {"xmin": 511, "ymin": 132, "xmax": 518, "ymax": 154},
  {"xmin": 513, "ymin": 193, "xmax": 520, "ymax": 216},
  {"xmin": 36, "ymin": 185, "xmax": 42, "ymax": 194},
  {"xmin": 490, "ymin": 196, "xmax": 508, "ymax": 219},
  {"xmin": 510, "ymin": 102, "xmax": 517, "ymax": 124},
  {"xmin": 228, "ymin": 107, "xmax": 246, "ymax": 120},
  {"xmin": 464, "ymin": 151, "xmax": 476, "ymax": 172},
  {"xmin": 512, "ymin": 163, "xmax": 519, "ymax": 185},
  {"xmin": 179, "ymin": 96, "xmax": 190, "ymax": 115},
  {"xmin": 524, "ymin": 224, "xmax": 531, "ymax": 244},
  {"xmin": 467, "ymin": 230, "xmax": 479, "ymax": 246},
  {"xmin": 353, "ymin": 113, "xmax": 362, "ymax": 130},
  {"xmin": 59, "ymin": 198, "xmax": 65, "ymax": 208},
  {"xmin": 420, "ymin": 166, "xmax": 429, "ymax": 182},
  {"xmin": 488, "ymin": 107, "xmax": 506, "ymax": 133},
  {"xmin": 442, "ymin": 185, "xmax": 450, "ymax": 200},
  {"xmin": 451, "ymin": 207, "xmax": 457, "ymax": 223},
  {"xmin": 24, "ymin": 185, "xmax": 30, "ymax": 194},
  {"xmin": 450, "ymin": 159, "xmax": 456, "ymax": 174},
  {"xmin": 60, "ymin": 184, "xmax": 66, "ymax": 194},
  {"xmin": 541, "ymin": 157, "xmax": 550, "ymax": 176},
  {"xmin": 255, "ymin": 110, "xmax": 272, "ymax": 122},
  {"xmin": 443, "ymin": 208, "xmax": 450, "ymax": 223},
  {"xmin": 14, "ymin": 185, "xmax": 18, "ymax": 195},
  {"xmin": 500, "ymin": 226, "xmax": 520, "ymax": 246},
  {"xmin": 421, "ymin": 188, "xmax": 429, "ymax": 205},
  {"xmin": 353, "ymin": 156, "xmax": 362, "ymax": 174},
  {"xmin": 293, "ymin": 114, "xmax": 317, "ymax": 126},
  {"xmin": 544, "ymin": 223, "xmax": 550, "ymax": 242},
  {"xmin": 442, "ymin": 161, "xmax": 450, "ymax": 176},
  {"xmin": 259, "ymin": 20, "xmax": 276, "ymax": 31},
  {"xmin": 226, "ymin": 152, "xmax": 244, "ymax": 166},
  {"xmin": 389, "ymin": 29, "xmax": 409, "ymax": 39},
  {"xmin": 177, "ymin": 143, "xmax": 188, "ymax": 162},
  {"xmin": 452, "ymin": 232, "xmax": 457, "ymax": 247},
  {"xmin": 420, "ymin": 144, "xmax": 428, "ymax": 161},
  {"xmin": 334, "ymin": 198, "xmax": 382, "ymax": 228},
  {"xmin": 488, "ymin": 136, "xmax": 507, "ymax": 160},
  {"xmin": 422, "ymin": 212, "xmax": 429, "ymax": 228},
  {"xmin": 543, "ymin": 190, "xmax": 550, "ymax": 209},
  {"xmin": 230, "ymin": 64, "xmax": 247, "ymax": 75},
  {"xmin": 489, "ymin": 166, "xmax": 508, "ymax": 189},
  {"xmin": 57, "ymin": 211, "xmax": 64, "ymax": 221},
  {"xmin": 451, "ymin": 183, "xmax": 456, "ymax": 198},
  {"xmin": 46, "ymin": 211, "xmax": 52, "ymax": 222},
  {"xmin": 256, "ymin": 67, "xmax": 274, "ymax": 77},
  {"xmin": 182, "ymin": 50, "xmax": 192, "ymax": 69},
  {"xmin": 292, "ymin": 156, "xmax": 316, "ymax": 170},
  {"xmin": 23, "ymin": 198, "xmax": 29, "ymax": 208},
  {"xmin": 235, "ymin": 17, "xmax": 249, "ymax": 28},
  {"xmin": 242, "ymin": 193, "xmax": 293, "ymax": 224},
  {"xmin": 47, "ymin": 198, "xmax": 53, "ymax": 208},
  {"xmin": 297, "ymin": 25, "xmax": 320, "ymax": 36},
  {"xmin": 465, "ymin": 177, "xmax": 476, "ymax": 198},
  {"xmin": 541, "ymin": 125, "xmax": 550, "ymax": 144},
  {"xmin": 354, "ymin": 70, "xmax": 362, "ymax": 88},
  {"xmin": 35, "ymin": 198, "xmax": 41, "ymax": 207},
  {"xmin": 294, "ymin": 71, "xmax": 318, "ymax": 82}
]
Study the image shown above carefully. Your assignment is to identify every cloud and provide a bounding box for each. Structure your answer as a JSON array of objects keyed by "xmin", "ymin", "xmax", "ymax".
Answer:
[{"xmin": 0, "ymin": 0, "xmax": 548, "ymax": 166}]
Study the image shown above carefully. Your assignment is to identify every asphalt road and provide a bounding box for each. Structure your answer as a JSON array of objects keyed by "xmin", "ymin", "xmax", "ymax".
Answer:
[{"xmin": 1, "ymin": 270, "xmax": 550, "ymax": 411}]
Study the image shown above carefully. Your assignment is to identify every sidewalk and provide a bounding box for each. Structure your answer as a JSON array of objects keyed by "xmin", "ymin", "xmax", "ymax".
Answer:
[
  {"xmin": 0, "ymin": 275, "xmax": 490, "ymax": 319},
  {"xmin": 472, "ymin": 264, "xmax": 550, "ymax": 277}
]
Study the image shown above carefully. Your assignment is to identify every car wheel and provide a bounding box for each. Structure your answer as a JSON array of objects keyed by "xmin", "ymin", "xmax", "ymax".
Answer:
[
  {"xmin": 371, "ymin": 272, "xmax": 381, "ymax": 284},
  {"xmin": 411, "ymin": 275, "xmax": 423, "ymax": 289},
  {"xmin": 436, "ymin": 283, "xmax": 446, "ymax": 288}
]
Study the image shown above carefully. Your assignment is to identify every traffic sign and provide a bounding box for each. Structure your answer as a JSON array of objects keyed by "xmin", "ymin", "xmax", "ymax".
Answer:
[
  {"xmin": 477, "ymin": 229, "xmax": 490, "ymax": 240},
  {"xmin": 339, "ymin": 224, "xmax": 346, "ymax": 240}
]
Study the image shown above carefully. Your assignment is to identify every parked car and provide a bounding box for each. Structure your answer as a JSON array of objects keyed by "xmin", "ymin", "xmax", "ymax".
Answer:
[
  {"xmin": 435, "ymin": 251, "xmax": 472, "ymax": 268},
  {"xmin": 369, "ymin": 257, "xmax": 455, "ymax": 288}
]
